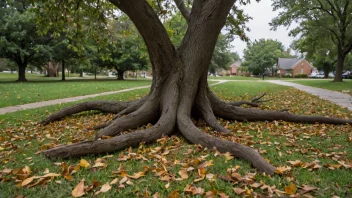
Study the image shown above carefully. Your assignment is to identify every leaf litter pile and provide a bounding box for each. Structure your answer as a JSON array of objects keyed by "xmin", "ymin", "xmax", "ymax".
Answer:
[{"xmin": 0, "ymin": 88, "xmax": 351, "ymax": 197}]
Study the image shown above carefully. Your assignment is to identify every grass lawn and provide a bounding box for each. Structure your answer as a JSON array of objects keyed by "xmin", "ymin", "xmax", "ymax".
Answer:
[
  {"xmin": 290, "ymin": 79, "xmax": 352, "ymax": 95},
  {"xmin": 208, "ymin": 76, "xmax": 257, "ymax": 80},
  {"xmin": 0, "ymin": 80, "xmax": 152, "ymax": 108},
  {"xmin": 0, "ymin": 82, "xmax": 351, "ymax": 197}
]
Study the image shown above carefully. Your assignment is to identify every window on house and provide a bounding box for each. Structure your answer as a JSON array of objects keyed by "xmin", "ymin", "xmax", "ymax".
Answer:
[{"xmin": 301, "ymin": 68, "xmax": 304, "ymax": 73}]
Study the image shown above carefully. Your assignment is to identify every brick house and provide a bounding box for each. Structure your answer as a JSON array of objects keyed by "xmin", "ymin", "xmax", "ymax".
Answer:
[
  {"xmin": 228, "ymin": 60, "xmax": 242, "ymax": 75},
  {"xmin": 278, "ymin": 58, "xmax": 313, "ymax": 76}
]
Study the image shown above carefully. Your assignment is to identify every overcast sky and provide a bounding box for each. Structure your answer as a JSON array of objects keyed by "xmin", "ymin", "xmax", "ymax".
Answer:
[{"xmin": 231, "ymin": 1, "xmax": 296, "ymax": 58}]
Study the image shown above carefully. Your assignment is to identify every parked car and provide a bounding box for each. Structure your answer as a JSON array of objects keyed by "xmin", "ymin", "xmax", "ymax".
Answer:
[{"xmin": 342, "ymin": 71, "xmax": 352, "ymax": 79}]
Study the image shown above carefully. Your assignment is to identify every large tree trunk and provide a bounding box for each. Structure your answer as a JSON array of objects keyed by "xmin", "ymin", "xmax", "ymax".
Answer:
[
  {"xmin": 17, "ymin": 63, "xmax": 27, "ymax": 82},
  {"xmin": 39, "ymin": 0, "xmax": 352, "ymax": 175},
  {"xmin": 117, "ymin": 70, "xmax": 124, "ymax": 80}
]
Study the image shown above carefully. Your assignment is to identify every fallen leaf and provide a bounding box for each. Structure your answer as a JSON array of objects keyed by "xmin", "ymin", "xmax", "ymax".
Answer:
[
  {"xmin": 178, "ymin": 169, "xmax": 188, "ymax": 179},
  {"xmin": 72, "ymin": 179, "xmax": 85, "ymax": 197},
  {"xmin": 233, "ymin": 188, "xmax": 246, "ymax": 195},
  {"xmin": 94, "ymin": 183, "xmax": 111, "ymax": 195},
  {"xmin": 285, "ymin": 183, "xmax": 297, "ymax": 195},
  {"xmin": 110, "ymin": 178, "xmax": 118, "ymax": 185},
  {"xmin": 79, "ymin": 159, "xmax": 90, "ymax": 168},
  {"xmin": 21, "ymin": 176, "xmax": 35, "ymax": 187}
]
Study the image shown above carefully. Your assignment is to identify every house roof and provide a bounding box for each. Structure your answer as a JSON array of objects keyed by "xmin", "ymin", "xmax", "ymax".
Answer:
[
  {"xmin": 229, "ymin": 60, "xmax": 242, "ymax": 68},
  {"xmin": 278, "ymin": 58, "xmax": 303, "ymax": 69}
]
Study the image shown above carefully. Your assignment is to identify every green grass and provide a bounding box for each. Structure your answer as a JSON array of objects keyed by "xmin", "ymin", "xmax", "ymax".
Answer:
[
  {"xmin": 207, "ymin": 75, "xmax": 257, "ymax": 80},
  {"xmin": 0, "ymin": 80, "xmax": 151, "ymax": 108},
  {"xmin": 0, "ymin": 82, "xmax": 351, "ymax": 197},
  {"xmin": 290, "ymin": 79, "xmax": 352, "ymax": 95}
]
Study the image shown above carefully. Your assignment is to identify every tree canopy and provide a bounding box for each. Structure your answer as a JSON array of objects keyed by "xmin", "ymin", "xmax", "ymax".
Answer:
[
  {"xmin": 0, "ymin": 1, "xmax": 53, "ymax": 81},
  {"xmin": 242, "ymin": 39, "xmax": 287, "ymax": 77},
  {"xmin": 271, "ymin": 0, "xmax": 352, "ymax": 81}
]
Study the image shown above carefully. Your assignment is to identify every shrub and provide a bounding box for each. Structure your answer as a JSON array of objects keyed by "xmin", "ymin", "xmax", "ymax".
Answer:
[{"xmin": 294, "ymin": 74, "xmax": 308, "ymax": 78}]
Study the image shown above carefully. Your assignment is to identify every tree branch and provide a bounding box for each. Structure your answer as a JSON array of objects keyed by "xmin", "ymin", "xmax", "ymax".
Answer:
[
  {"xmin": 174, "ymin": 0, "xmax": 190, "ymax": 22},
  {"xmin": 109, "ymin": 0, "xmax": 177, "ymax": 77}
]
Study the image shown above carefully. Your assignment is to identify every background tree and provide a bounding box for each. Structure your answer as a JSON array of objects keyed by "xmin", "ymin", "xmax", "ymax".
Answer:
[
  {"xmin": 209, "ymin": 35, "xmax": 239, "ymax": 75},
  {"xmin": 0, "ymin": 1, "xmax": 53, "ymax": 81},
  {"xmin": 37, "ymin": 0, "xmax": 352, "ymax": 175},
  {"xmin": 271, "ymin": 0, "xmax": 352, "ymax": 82},
  {"xmin": 292, "ymin": 35, "xmax": 336, "ymax": 78},
  {"xmin": 242, "ymin": 39, "xmax": 285, "ymax": 79}
]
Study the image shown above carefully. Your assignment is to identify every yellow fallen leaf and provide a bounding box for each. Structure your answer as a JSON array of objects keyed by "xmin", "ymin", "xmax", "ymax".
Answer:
[
  {"xmin": 79, "ymin": 159, "xmax": 90, "ymax": 168},
  {"xmin": 93, "ymin": 162, "xmax": 107, "ymax": 168},
  {"xmin": 284, "ymin": 183, "xmax": 297, "ymax": 195},
  {"xmin": 72, "ymin": 179, "xmax": 85, "ymax": 197}
]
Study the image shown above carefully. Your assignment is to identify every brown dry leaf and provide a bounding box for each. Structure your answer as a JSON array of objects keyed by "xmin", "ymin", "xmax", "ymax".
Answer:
[
  {"xmin": 41, "ymin": 173, "xmax": 61, "ymax": 178},
  {"xmin": 178, "ymin": 169, "xmax": 188, "ymax": 179},
  {"xmin": 184, "ymin": 184, "xmax": 205, "ymax": 195},
  {"xmin": 285, "ymin": 183, "xmax": 297, "ymax": 195},
  {"xmin": 223, "ymin": 152, "xmax": 234, "ymax": 161},
  {"xmin": 153, "ymin": 192, "xmax": 161, "ymax": 198},
  {"xmin": 301, "ymin": 185, "xmax": 318, "ymax": 194},
  {"xmin": 127, "ymin": 171, "xmax": 145, "ymax": 179},
  {"xmin": 168, "ymin": 190, "xmax": 179, "ymax": 198},
  {"xmin": 287, "ymin": 160, "xmax": 303, "ymax": 167},
  {"xmin": 110, "ymin": 178, "xmax": 118, "ymax": 185},
  {"xmin": 233, "ymin": 187, "xmax": 246, "ymax": 195},
  {"xmin": 21, "ymin": 176, "xmax": 36, "ymax": 187},
  {"xmin": 92, "ymin": 162, "xmax": 107, "ymax": 168},
  {"xmin": 94, "ymin": 183, "xmax": 111, "ymax": 195},
  {"xmin": 79, "ymin": 159, "xmax": 90, "ymax": 168},
  {"xmin": 275, "ymin": 166, "xmax": 291, "ymax": 174},
  {"xmin": 72, "ymin": 179, "xmax": 85, "ymax": 197}
]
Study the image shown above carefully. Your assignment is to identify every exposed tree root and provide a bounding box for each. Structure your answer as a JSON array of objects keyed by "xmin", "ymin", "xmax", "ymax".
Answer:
[
  {"xmin": 39, "ymin": 100, "xmax": 141, "ymax": 125},
  {"xmin": 195, "ymin": 79, "xmax": 232, "ymax": 135},
  {"xmin": 40, "ymin": 82, "xmax": 351, "ymax": 176},
  {"xmin": 177, "ymin": 114, "xmax": 276, "ymax": 174},
  {"xmin": 209, "ymin": 91, "xmax": 352, "ymax": 124},
  {"xmin": 228, "ymin": 92, "xmax": 273, "ymax": 107}
]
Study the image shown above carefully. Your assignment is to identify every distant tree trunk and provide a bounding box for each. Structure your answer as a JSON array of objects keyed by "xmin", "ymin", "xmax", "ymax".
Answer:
[
  {"xmin": 62, "ymin": 60, "xmax": 66, "ymax": 81},
  {"xmin": 334, "ymin": 47, "xmax": 345, "ymax": 82},
  {"xmin": 17, "ymin": 63, "xmax": 27, "ymax": 82},
  {"xmin": 117, "ymin": 70, "xmax": 124, "ymax": 80},
  {"xmin": 94, "ymin": 67, "xmax": 97, "ymax": 80},
  {"xmin": 79, "ymin": 69, "xmax": 83, "ymax": 77},
  {"xmin": 45, "ymin": 62, "xmax": 60, "ymax": 77}
]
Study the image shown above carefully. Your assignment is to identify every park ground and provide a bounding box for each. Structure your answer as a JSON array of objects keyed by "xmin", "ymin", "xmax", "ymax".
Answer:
[{"xmin": 0, "ymin": 74, "xmax": 351, "ymax": 197}]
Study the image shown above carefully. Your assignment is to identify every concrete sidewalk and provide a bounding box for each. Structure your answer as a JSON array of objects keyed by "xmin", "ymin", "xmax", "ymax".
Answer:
[
  {"xmin": 0, "ymin": 85, "xmax": 150, "ymax": 115},
  {"xmin": 268, "ymin": 80, "xmax": 352, "ymax": 111}
]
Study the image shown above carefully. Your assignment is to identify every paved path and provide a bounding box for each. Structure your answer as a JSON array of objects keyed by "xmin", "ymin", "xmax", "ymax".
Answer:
[
  {"xmin": 0, "ymin": 81, "xmax": 230, "ymax": 115},
  {"xmin": 268, "ymin": 80, "xmax": 352, "ymax": 111},
  {"xmin": 0, "ymin": 85, "xmax": 150, "ymax": 115}
]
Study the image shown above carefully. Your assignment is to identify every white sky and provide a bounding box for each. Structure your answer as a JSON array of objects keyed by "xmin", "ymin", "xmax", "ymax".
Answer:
[{"xmin": 231, "ymin": 1, "xmax": 297, "ymax": 58}]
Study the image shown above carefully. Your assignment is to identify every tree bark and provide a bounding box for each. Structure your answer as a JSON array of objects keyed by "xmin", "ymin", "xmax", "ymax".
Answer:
[
  {"xmin": 17, "ymin": 63, "xmax": 27, "ymax": 82},
  {"xmin": 117, "ymin": 70, "xmax": 124, "ymax": 80},
  {"xmin": 334, "ymin": 48, "xmax": 345, "ymax": 82},
  {"xmin": 61, "ymin": 60, "xmax": 66, "ymax": 81}
]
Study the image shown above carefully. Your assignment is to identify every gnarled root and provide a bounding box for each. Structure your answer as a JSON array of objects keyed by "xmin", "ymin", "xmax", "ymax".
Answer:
[
  {"xmin": 228, "ymin": 92, "xmax": 273, "ymax": 107},
  {"xmin": 177, "ymin": 113, "xmax": 276, "ymax": 174},
  {"xmin": 209, "ymin": 91, "xmax": 352, "ymax": 125}
]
